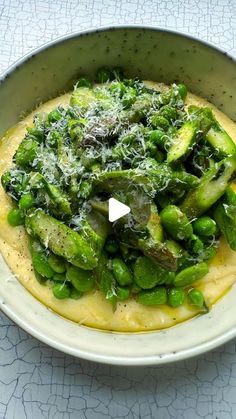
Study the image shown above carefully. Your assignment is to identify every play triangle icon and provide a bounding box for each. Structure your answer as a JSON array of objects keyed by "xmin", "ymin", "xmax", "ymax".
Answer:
[{"xmin": 108, "ymin": 198, "xmax": 130, "ymax": 222}]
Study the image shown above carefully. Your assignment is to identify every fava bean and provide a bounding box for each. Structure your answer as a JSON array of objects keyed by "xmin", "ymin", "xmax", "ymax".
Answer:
[
  {"xmin": 168, "ymin": 287, "xmax": 185, "ymax": 307},
  {"xmin": 48, "ymin": 253, "xmax": 66, "ymax": 274},
  {"xmin": 134, "ymin": 256, "xmax": 175, "ymax": 289},
  {"xmin": 52, "ymin": 283, "xmax": 70, "ymax": 299},
  {"xmin": 66, "ymin": 265, "xmax": 95, "ymax": 292},
  {"xmin": 53, "ymin": 273, "xmax": 66, "ymax": 282},
  {"xmin": 174, "ymin": 262, "xmax": 209, "ymax": 287},
  {"xmin": 70, "ymin": 288, "xmax": 83, "ymax": 300},
  {"xmin": 160, "ymin": 205, "xmax": 193, "ymax": 241},
  {"xmin": 138, "ymin": 287, "xmax": 167, "ymax": 306},
  {"xmin": 112, "ymin": 258, "xmax": 133, "ymax": 286},
  {"xmin": 99, "ymin": 268, "xmax": 116, "ymax": 305},
  {"xmin": 30, "ymin": 240, "xmax": 55, "ymax": 279},
  {"xmin": 188, "ymin": 288, "xmax": 204, "ymax": 307}
]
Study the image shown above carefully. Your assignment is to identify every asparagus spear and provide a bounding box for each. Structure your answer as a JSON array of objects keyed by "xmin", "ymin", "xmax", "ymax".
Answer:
[
  {"xmin": 206, "ymin": 126, "xmax": 236, "ymax": 159},
  {"xmin": 188, "ymin": 106, "xmax": 236, "ymax": 158},
  {"xmin": 180, "ymin": 156, "xmax": 236, "ymax": 218},
  {"xmin": 25, "ymin": 209, "xmax": 108, "ymax": 269},
  {"xmin": 167, "ymin": 120, "xmax": 200, "ymax": 165},
  {"xmin": 94, "ymin": 167, "xmax": 199, "ymax": 198},
  {"xmin": 213, "ymin": 182, "xmax": 236, "ymax": 251}
]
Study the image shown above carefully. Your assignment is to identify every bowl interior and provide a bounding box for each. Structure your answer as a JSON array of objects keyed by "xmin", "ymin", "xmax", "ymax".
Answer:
[{"xmin": 0, "ymin": 26, "xmax": 236, "ymax": 364}]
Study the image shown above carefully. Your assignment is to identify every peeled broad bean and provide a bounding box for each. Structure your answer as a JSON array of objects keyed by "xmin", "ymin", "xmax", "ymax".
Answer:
[
  {"xmin": 66, "ymin": 265, "xmax": 95, "ymax": 292},
  {"xmin": 174, "ymin": 262, "xmax": 209, "ymax": 287},
  {"xmin": 160, "ymin": 205, "xmax": 193, "ymax": 241},
  {"xmin": 112, "ymin": 258, "xmax": 133, "ymax": 286},
  {"xmin": 138, "ymin": 287, "xmax": 167, "ymax": 306}
]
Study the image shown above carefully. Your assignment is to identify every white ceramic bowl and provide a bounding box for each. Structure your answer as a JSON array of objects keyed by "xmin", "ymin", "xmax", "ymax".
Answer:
[{"xmin": 1, "ymin": 26, "xmax": 236, "ymax": 365}]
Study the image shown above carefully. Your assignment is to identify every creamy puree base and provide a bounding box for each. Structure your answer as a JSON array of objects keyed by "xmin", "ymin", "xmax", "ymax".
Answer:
[{"xmin": 0, "ymin": 82, "xmax": 236, "ymax": 332}]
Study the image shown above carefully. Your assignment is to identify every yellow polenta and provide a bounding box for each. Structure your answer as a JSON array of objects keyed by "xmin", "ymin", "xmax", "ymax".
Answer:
[{"xmin": 0, "ymin": 82, "xmax": 236, "ymax": 332}]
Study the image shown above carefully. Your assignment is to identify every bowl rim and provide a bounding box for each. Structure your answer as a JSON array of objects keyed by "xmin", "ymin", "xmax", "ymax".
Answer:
[
  {"xmin": 1, "ymin": 24, "xmax": 235, "ymax": 82},
  {"xmin": 1, "ymin": 25, "xmax": 236, "ymax": 365}
]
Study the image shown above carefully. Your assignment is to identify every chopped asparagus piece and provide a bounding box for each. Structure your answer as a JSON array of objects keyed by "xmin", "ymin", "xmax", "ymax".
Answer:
[
  {"xmin": 167, "ymin": 120, "xmax": 200, "ymax": 165},
  {"xmin": 180, "ymin": 156, "xmax": 236, "ymax": 218},
  {"xmin": 25, "ymin": 209, "xmax": 106, "ymax": 269}
]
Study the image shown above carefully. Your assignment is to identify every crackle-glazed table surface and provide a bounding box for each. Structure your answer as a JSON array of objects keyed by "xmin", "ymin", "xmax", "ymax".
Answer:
[{"xmin": 0, "ymin": 1, "xmax": 236, "ymax": 418}]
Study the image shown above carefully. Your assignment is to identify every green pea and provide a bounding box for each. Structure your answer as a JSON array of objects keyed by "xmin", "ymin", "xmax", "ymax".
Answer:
[
  {"xmin": 112, "ymin": 258, "xmax": 133, "ymax": 286},
  {"xmin": 48, "ymin": 253, "xmax": 66, "ymax": 273},
  {"xmin": 116, "ymin": 286, "xmax": 130, "ymax": 301},
  {"xmin": 159, "ymin": 105, "xmax": 178, "ymax": 121},
  {"xmin": 76, "ymin": 77, "xmax": 92, "ymax": 88},
  {"xmin": 48, "ymin": 108, "xmax": 62, "ymax": 123},
  {"xmin": 188, "ymin": 288, "xmax": 204, "ymax": 307},
  {"xmin": 19, "ymin": 193, "xmax": 34, "ymax": 210},
  {"xmin": 96, "ymin": 67, "xmax": 112, "ymax": 83},
  {"xmin": 70, "ymin": 288, "xmax": 83, "ymax": 300},
  {"xmin": 7, "ymin": 209, "xmax": 24, "ymax": 226},
  {"xmin": 52, "ymin": 283, "xmax": 70, "ymax": 299},
  {"xmin": 134, "ymin": 256, "xmax": 175, "ymax": 289},
  {"xmin": 148, "ymin": 129, "xmax": 165, "ymax": 147},
  {"xmin": 138, "ymin": 287, "xmax": 167, "ymax": 306},
  {"xmin": 122, "ymin": 87, "xmax": 137, "ymax": 108},
  {"xmin": 174, "ymin": 262, "xmax": 209, "ymax": 287},
  {"xmin": 168, "ymin": 287, "xmax": 185, "ymax": 307},
  {"xmin": 53, "ymin": 273, "xmax": 66, "ymax": 282},
  {"xmin": 66, "ymin": 265, "xmax": 95, "ymax": 292},
  {"xmin": 187, "ymin": 234, "xmax": 204, "ymax": 255},
  {"xmin": 160, "ymin": 205, "xmax": 193, "ymax": 241},
  {"xmin": 192, "ymin": 216, "xmax": 217, "ymax": 237},
  {"xmin": 176, "ymin": 83, "xmax": 187, "ymax": 99},
  {"xmin": 149, "ymin": 114, "xmax": 170, "ymax": 130},
  {"xmin": 105, "ymin": 236, "xmax": 119, "ymax": 254}
]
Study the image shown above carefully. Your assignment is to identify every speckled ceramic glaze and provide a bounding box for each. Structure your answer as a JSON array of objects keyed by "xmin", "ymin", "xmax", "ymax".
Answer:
[{"xmin": 0, "ymin": 26, "xmax": 236, "ymax": 365}]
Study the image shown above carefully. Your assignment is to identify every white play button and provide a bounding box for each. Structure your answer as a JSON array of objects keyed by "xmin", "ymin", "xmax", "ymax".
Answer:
[{"xmin": 108, "ymin": 198, "xmax": 130, "ymax": 222}]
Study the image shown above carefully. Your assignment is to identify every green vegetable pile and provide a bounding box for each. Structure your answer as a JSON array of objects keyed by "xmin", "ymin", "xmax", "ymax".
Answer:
[{"xmin": 2, "ymin": 66, "xmax": 236, "ymax": 311}]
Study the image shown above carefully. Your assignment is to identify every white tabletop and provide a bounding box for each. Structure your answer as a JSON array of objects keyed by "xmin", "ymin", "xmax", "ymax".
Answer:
[{"xmin": 0, "ymin": 1, "xmax": 236, "ymax": 418}]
